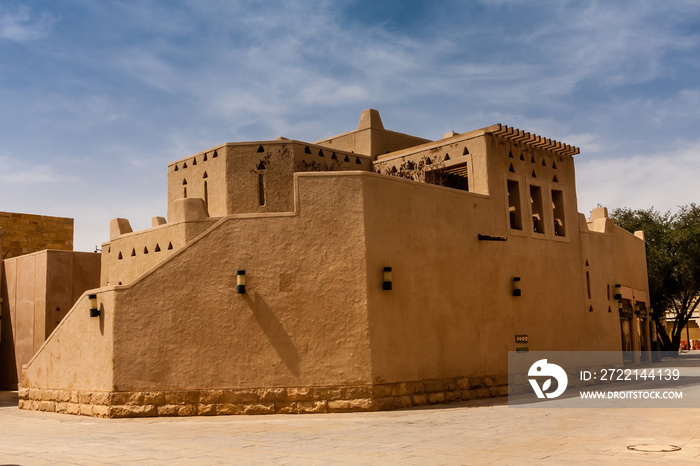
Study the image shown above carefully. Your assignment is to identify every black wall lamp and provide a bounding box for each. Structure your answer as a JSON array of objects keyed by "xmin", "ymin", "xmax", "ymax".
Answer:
[
  {"xmin": 512, "ymin": 277, "xmax": 521, "ymax": 296},
  {"xmin": 89, "ymin": 294, "xmax": 100, "ymax": 318},
  {"xmin": 614, "ymin": 284, "xmax": 622, "ymax": 300},
  {"xmin": 383, "ymin": 267, "xmax": 392, "ymax": 291},
  {"xmin": 236, "ymin": 270, "xmax": 246, "ymax": 294}
]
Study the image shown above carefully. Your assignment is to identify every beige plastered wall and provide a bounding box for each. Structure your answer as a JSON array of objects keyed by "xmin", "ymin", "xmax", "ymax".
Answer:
[
  {"xmin": 166, "ymin": 142, "xmax": 372, "ymax": 221},
  {"xmin": 24, "ymin": 173, "xmax": 374, "ymax": 394},
  {"xmin": 363, "ymin": 132, "xmax": 622, "ymax": 385},
  {"xmin": 22, "ymin": 290, "xmax": 115, "ymax": 391},
  {"xmin": 0, "ymin": 250, "xmax": 100, "ymax": 389},
  {"xmin": 101, "ymin": 220, "xmax": 216, "ymax": 287}
]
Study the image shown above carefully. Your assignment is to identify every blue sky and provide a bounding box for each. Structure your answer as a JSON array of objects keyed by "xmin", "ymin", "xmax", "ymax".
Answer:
[{"xmin": 1, "ymin": 0, "xmax": 698, "ymax": 251}]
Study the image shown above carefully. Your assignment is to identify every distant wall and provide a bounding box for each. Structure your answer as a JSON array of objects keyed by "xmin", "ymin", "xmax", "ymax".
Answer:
[
  {"xmin": 0, "ymin": 250, "xmax": 100, "ymax": 389},
  {"xmin": 0, "ymin": 212, "xmax": 73, "ymax": 259}
]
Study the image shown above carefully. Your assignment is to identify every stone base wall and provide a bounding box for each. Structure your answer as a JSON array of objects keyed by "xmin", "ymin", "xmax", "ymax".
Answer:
[{"xmin": 18, "ymin": 375, "xmax": 508, "ymax": 418}]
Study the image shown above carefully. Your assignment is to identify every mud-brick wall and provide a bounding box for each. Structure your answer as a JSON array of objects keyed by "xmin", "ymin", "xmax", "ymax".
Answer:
[{"xmin": 0, "ymin": 212, "xmax": 73, "ymax": 259}]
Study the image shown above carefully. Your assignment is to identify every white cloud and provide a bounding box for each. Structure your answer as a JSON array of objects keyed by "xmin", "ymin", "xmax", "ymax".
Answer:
[
  {"xmin": 0, "ymin": 4, "xmax": 55, "ymax": 41},
  {"xmin": 576, "ymin": 140, "xmax": 700, "ymax": 216}
]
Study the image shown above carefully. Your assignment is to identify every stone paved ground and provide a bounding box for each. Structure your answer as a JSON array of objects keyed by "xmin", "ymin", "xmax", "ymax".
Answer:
[
  {"xmin": 3, "ymin": 354, "xmax": 700, "ymax": 465},
  {"xmin": 2, "ymin": 392, "xmax": 699, "ymax": 465}
]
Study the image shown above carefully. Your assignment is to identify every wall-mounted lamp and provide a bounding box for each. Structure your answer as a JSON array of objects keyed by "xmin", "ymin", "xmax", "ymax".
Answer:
[
  {"xmin": 382, "ymin": 267, "xmax": 392, "ymax": 291},
  {"xmin": 236, "ymin": 270, "xmax": 246, "ymax": 294},
  {"xmin": 89, "ymin": 294, "xmax": 100, "ymax": 318},
  {"xmin": 618, "ymin": 301, "xmax": 623, "ymax": 312},
  {"xmin": 512, "ymin": 277, "xmax": 521, "ymax": 296},
  {"xmin": 614, "ymin": 284, "xmax": 622, "ymax": 300}
]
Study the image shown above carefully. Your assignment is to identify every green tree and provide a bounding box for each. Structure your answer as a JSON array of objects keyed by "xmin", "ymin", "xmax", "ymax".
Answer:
[{"xmin": 610, "ymin": 204, "xmax": 700, "ymax": 351}]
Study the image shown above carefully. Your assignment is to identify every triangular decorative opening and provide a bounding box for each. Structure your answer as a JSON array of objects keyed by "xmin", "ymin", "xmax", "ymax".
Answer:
[
  {"xmin": 463, "ymin": 147, "xmax": 469, "ymax": 155},
  {"xmin": 174, "ymin": 165, "xmax": 179, "ymax": 172},
  {"xmin": 167, "ymin": 242, "xmax": 173, "ymax": 250},
  {"xmin": 203, "ymin": 172, "xmax": 208, "ymax": 179},
  {"xmin": 509, "ymin": 163, "xmax": 515, "ymax": 173},
  {"xmin": 589, "ymin": 306, "xmax": 593, "ymax": 313},
  {"xmin": 552, "ymin": 161, "xmax": 557, "ymax": 169},
  {"xmin": 305, "ymin": 146, "xmax": 311, "ymax": 154},
  {"xmin": 183, "ymin": 162, "xmax": 188, "ymax": 168},
  {"xmin": 585, "ymin": 260, "xmax": 590, "ymax": 266},
  {"xmin": 355, "ymin": 157, "xmax": 361, "ymax": 164},
  {"xmin": 144, "ymin": 246, "xmax": 149, "ymax": 254},
  {"xmin": 131, "ymin": 249, "xmax": 136, "ymax": 257},
  {"xmin": 155, "ymin": 244, "xmax": 161, "ymax": 252},
  {"xmin": 257, "ymin": 145, "xmax": 264, "ymax": 153},
  {"xmin": 182, "ymin": 178, "xmax": 188, "ymax": 185},
  {"xmin": 390, "ymin": 166, "xmax": 398, "ymax": 174},
  {"xmin": 520, "ymin": 153, "xmax": 525, "ymax": 161},
  {"xmin": 344, "ymin": 155, "xmax": 350, "ymax": 162},
  {"xmin": 331, "ymin": 152, "xmax": 337, "ymax": 160},
  {"xmin": 608, "ymin": 306, "xmax": 612, "ymax": 313},
  {"xmin": 318, "ymin": 149, "xmax": 325, "ymax": 157},
  {"xmin": 107, "ymin": 246, "xmax": 111, "ymax": 253},
  {"xmin": 542, "ymin": 159, "xmax": 546, "ymax": 167},
  {"xmin": 118, "ymin": 252, "xmax": 123, "ymax": 260},
  {"xmin": 508, "ymin": 151, "xmax": 514, "ymax": 158},
  {"xmin": 530, "ymin": 155, "xmax": 536, "ymax": 164},
  {"xmin": 444, "ymin": 153, "xmax": 450, "ymax": 161},
  {"xmin": 203, "ymin": 153, "xmax": 208, "ymax": 161},
  {"xmin": 212, "ymin": 150, "xmax": 218, "ymax": 158},
  {"xmin": 531, "ymin": 170, "xmax": 536, "ymax": 178},
  {"xmin": 192, "ymin": 158, "xmax": 197, "ymax": 165},
  {"xmin": 425, "ymin": 157, "xmax": 432, "ymax": 165},
  {"xmin": 553, "ymin": 175, "xmax": 559, "ymax": 182}
]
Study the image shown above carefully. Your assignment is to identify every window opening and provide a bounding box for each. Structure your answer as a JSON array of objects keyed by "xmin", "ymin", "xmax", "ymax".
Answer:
[
  {"xmin": 552, "ymin": 189, "xmax": 566, "ymax": 236},
  {"xmin": 258, "ymin": 173, "xmax": 265, "ymax": 206},
  {"xmin": 586, "ymin": 270, "xmax": 591, "ymax": 299},
  {"xmin": 529, "ymin": 185, "xmax": 544, "ymax": 233},
  {"xmin": 426, "ymin": 163, "xmax": 468, "ymax": 191},
  {"xmin": 507, "ymin": 180, "xmax": 522, "ymax": 230}
]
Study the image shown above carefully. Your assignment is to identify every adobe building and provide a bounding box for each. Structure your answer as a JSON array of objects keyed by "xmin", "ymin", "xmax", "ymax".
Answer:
[
  {"xmin": 19, "ymin": 110, "xmax": 651, "ymax": 417},
  {"xmin": 0, "ymin": 212, "xmax": 101, "ymax": 389}
]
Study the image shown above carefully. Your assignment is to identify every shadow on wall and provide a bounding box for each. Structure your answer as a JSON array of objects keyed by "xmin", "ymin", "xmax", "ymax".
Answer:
[
  {"xmin": 0, "ymin": 390, "xmax": 18, "ymax": 407},
  {"xmin": 244, "ymin": 293, "xmax": 301, "ymax": 378},
  {"xmin": 0, "ymin": 279, "xmax": 18, "ymax": 390}
]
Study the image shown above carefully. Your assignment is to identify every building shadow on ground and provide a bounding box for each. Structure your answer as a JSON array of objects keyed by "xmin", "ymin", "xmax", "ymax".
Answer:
[{"xmin": 0, "ymin": 390, "xmax": 18, "ymax": 407}]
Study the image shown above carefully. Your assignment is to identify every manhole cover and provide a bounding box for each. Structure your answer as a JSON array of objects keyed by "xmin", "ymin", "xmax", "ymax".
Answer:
[{"xmin": 627, "ymin": 444, "xmax": 681, "ymax": 452}]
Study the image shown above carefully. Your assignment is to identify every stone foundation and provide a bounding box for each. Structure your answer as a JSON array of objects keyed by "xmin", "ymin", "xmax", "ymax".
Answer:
[{"xmin": 18, "ymin": 375, "xmax": 508, "ymax": 418}]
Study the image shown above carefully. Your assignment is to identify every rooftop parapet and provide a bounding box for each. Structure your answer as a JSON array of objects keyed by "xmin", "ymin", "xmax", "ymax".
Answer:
[{"xmin": 490, "ymin": 124, "xmax": 580, "ymax": 157}]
